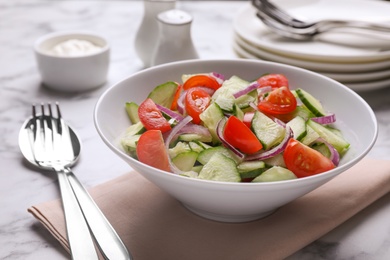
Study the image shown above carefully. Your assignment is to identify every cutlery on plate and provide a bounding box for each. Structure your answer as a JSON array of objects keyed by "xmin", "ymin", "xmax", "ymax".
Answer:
[
  {"xmin": 252, "ymin": 0, "xmax": 390, "ymax": 40},
  {"xmin": 19, "ymin": 102, "xmax": 132, "ymax": 260}
]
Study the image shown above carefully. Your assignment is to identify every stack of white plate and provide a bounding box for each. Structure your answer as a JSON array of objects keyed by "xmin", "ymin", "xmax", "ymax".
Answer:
[{"xmin": 232, "ymin": 0, "xmax": 390, "ymax": 92}]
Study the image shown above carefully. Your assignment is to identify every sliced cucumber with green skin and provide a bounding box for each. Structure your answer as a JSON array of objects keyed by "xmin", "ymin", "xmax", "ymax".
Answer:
[
  {"xmin": 169, "ymin": 141, "xmax": 191, "ymax": 159},
  {"xmin": 263, "ymin": 153, "xmax": 286, "ymax": 167},
  {"xmin": 147, "ymin": 81, "xmax": 179, "ymax": 108},
  {"xmin": 232, "ymin": 103, "xmax": 244, "ymax": 121},
  {"xmin": 121, "ymin": 134, "xmax": 141, "ymax": 156},
  {"xmin": 296, "ymin": 88, "xmax": 326, "ymax": 117},
  {"xmin": 289, "ymin": 105, "xmax": 315, "ymax": 121},
  {"xmin": 198, "ymin": 153, "xmax": 240, "ymax": 182},
  {"xmin": 307, "ymin": 119, "xmax": 350, "ymax": 155},
  {"xmin": 197, "ymin": 146, "xmax": 241, "ymax": 165},
  {"xmin": 300, "ymin": 124, "xmax": 320, "ymax": 146},
  {"xmin": 286, "ymin": 116, "xmax": 307, "ymax": 140},
  {"xmin": 178, "ymin": 133, "xmax": 212, "ymax": 143},
  {"xmin": 237, "ymin": 160, "xmax": 265, "ymax": 172},
  {"xmin": 251, "ymin": 111, "xmax": 286, "ymax": 150},
  {"xmin": 123, "ymin": 121, "xmax": 145, "ymax": 136},
  {"xmin": 172, "ymin": 151, "xmax": 198, "ymax": 172},
  {"xmin": 311, "ymin": 143, "xmax": 331, "ymax": 158},
  {"xmin": 237, "ymin": 161, "xmax": 267, "ymax": 180},
  {"xmin": 212, "ymin": 75, "xmax": 255, "ymax": 112},
  {"xmin": 252, "ymin": 166, "xmax": 297, "ymax": 182},
  {"xmin": 199, "ymin": 102, "xmax": 224, "ymax": 144},
  {"xmin": 188, "ymin": 141, "xmax": 205, "ymax": 153},
  {"xmin": 125, "ymin": 102, "xmax": 140, "ymax": 124}
]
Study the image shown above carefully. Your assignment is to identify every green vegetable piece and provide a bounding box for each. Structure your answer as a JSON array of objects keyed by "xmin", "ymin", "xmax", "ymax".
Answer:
[
  {"xmin": 125, "ymin": 102, "xmax": 140, "ymax": 124},
  {"xmin": 147, "ymin": 81, "xmax": 179, "ymax": 108},
  {"xmin": 198, "ymin": 153, "xmax": 241, "ymax": 182},
  {"xmin": 252, "ymin": 166, "xmax": 297, "ymax": 182}
]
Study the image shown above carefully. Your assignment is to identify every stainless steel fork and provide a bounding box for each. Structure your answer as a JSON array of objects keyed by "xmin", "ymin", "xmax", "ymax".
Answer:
[
  {"xmin": 28, "ymin": 103, "xmax": 132, "ymax": 260},
  {"xmin": 30, "ymin": 103, "xmax": 99, "ymax": 260}
]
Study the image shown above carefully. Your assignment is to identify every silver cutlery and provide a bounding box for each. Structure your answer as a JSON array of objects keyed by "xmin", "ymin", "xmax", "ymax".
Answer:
[
  {"xmin": 19, "ymin": 103, "xmax": 132, "ymax": 260},
  {"xmin": 252, "ymin": 0, "xmax": 390, "ymax": 40}
]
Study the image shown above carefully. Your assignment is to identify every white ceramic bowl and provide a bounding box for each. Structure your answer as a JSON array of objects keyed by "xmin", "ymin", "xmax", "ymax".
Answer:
[
  {"xmin": 94, "ymin": 59, "xmax": 377, "ymax": 223},
  {"xmin": 34, "ymin": 31, "xmax": 110, "ymax": 92}
]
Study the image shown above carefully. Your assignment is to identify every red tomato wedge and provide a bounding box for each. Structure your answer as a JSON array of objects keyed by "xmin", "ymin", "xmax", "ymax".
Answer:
[
  {"xmin": 283, "ymin": 138, "xmax": 335, "ymax": 178},
  {"xmin": 136, "ymin": 130, "xmax": 170, "ymax": 172},
  {"xmin": 138, "ymin": 98, "xmax": 171, "ymax": 133},
  {"xmin": 257, "ymin": 74, "xmax": 289, "ymax": 89},
  {"xmin": 258, "ymin": 86, "xmax": 297, "ymax": 115},
  {"xmin": 185, "ymin": 87, "xmax": 211, "ymax": 124},
  {"xmin": 170, "ymin": 84, "xmax": 183, "ymax": 110},
  {"xmin": 182, "ymin": 75, "xmax": 221, "ymax": 91},
  {"xmin": 223, "ymin": 115, "xmax": 262, "ymax": 154}
]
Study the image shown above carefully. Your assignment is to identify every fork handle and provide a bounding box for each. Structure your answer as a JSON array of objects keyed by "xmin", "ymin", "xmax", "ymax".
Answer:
[
  {"xmin": 65, "ymin": 168, "xmax": 132, "ymax": 260},
  {"xmin": 57, "ymin": 170, "xmax": 99, "ymax": 260}
]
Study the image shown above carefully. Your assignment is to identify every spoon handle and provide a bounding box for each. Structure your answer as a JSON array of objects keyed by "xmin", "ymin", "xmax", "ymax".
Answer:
[
  {"xmin": 65, "ymin": 168, "xmax": 132, "ymax": 260},
  {"xmin": 57, "ymin": 170, "xmax": 99, "ymax": 259}
]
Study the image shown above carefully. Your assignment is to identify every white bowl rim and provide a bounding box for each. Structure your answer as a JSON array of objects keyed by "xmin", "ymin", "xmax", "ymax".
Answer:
[{"xmin": 94, "ymin": 59, "xmax": 378, "ymax": 187}]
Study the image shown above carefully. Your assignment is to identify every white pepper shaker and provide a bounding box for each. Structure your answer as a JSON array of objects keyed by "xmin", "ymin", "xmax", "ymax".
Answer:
[
  {"xmin": 135, "ymin": 0, "xmax": 176, "ymax": 68},
  {"xmin": 151, "ymin": 9, "xmax": 199, "ymax": 66}
]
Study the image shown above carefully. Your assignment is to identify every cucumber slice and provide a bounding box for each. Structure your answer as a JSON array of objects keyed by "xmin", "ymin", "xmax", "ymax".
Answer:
[
  {"xmin": 232, "ymin": 103, "xmax": 244, "ymax": 121},
  {"xmin": 121, "ymin": 134, "xmax": 141, "ymax": 156},
  {"xmin": 311, "ymin": 143, "xmax": 331, "ymax": 158},
  {"xmin": 125, "ymin": 102, "xmax": 140, "ymax": 124},
  {"xmin": 296, "ymin": 88, "xmax": 326, "ymax": 117},
  {"xmin": 199, "ymin": 102, "xmax": 224, "ymax": 144},
  {"xmin": 172, "ymin": 151, "xmax": 198, "ymax": 172},
  {"xmin": 300, "ymin": 124, "xmax": 320, "ymax": 146},
  {"xmin": 123, "ymin": 121, "xmax": 145, "ymax": 136},
  {"xmin": 252, "ymin": 166, "xmax": 297, "ymax": 182},
  {"xmin": 212, "ymin": 75, "xmax": 256, "ymax": 112},
  {"xmin": 197, "ymin": 146, "xmax": 241, "ymax": 165},
  {"xmin": 178, "ymin": 133, "xmax": 212, "ymax": 143},
  {"xmin": 263, "ymin": 153, "xmax": 286, "ymax": 167},
  {"xmin": 251, "ymin": 111, "xmax": 286, "ymax": 150},
  {"xmin": 307, "ymin": 119, "xmax": 350, "ymax": 155},
  {"xmin": 286, "ymin": 116, "xmax": 307, "ymax": 140},
  {"xmin": 147, "ymin": 81, "xmax": 179, "ymax": 108},
  {"xmin": 198, "ymin": 153, "xmax": 240, "ymax": 182},
  {"xmin": 188, "ymin": 141, "xmax": 205, "ymax": 153},
  {"xmin": 237, "ymin": 161, "xmax": 267, "ymax": 180},
  {"xmin": 169, "ymin": 141, "xmax": 191, "ymax": 159}
]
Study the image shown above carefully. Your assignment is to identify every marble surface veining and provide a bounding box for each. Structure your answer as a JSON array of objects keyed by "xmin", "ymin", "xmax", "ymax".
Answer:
[{"xmin": 1, "ymin": 1, "xmax": 390, "ymax": 259}]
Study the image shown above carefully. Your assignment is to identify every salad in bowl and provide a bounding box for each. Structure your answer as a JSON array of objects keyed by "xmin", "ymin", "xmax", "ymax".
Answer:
[{"xmin": 94, "ymin": 59, "xmax": 377, "ymax": 222}]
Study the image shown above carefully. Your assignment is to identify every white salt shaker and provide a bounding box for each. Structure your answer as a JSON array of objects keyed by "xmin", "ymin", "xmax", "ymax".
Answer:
[
  {"xmin": 135, "ymin": 0, "xmax": 176, "ymax": 68},
  {"xmin": 151, "ymin": 9, "xmax": 199, "ymax": 66}
]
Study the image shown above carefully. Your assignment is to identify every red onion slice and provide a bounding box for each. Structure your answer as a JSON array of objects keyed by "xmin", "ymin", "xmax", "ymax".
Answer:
[
  {"xmin": 216, "ymin": 117, "xmax": 245, "ymax": 159},
  {"xmin": 245, "ymin": 125, "xmax": 293, "ymax": 161},
  {"xmin": 210, "ymin": 72, "xmax": 225, "ymax": 84},
  {"xmin": 176, "ymin": 90, "xmax": 187, "ymax": 115},
  {"xmin": 164, "ymin": 116, "xmax": 193, "ymax": 174},
  {"xmin": 233, "ymin": 81, "xmax": 260, "ymax": 98},
  {"xmin": 311, "ymin": 113, "xmax": 336, "ymax": 125},
  {"xmin": 156, "ymin": 103, "xmax": 184, "ymax": 122}
]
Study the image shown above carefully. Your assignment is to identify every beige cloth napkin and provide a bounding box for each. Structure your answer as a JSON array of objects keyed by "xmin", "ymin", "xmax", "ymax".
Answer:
[{"xmin": 28, "ymin": 158, "xmax": 390, "ymax": 260}]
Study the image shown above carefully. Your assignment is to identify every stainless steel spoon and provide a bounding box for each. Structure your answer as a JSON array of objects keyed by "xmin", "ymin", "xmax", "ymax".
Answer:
[{"xmin": 19, "ymin": 103, "xmax": 132, "ymax": 260}]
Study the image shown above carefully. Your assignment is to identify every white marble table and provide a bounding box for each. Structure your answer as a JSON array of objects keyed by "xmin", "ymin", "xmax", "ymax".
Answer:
[{"xmin": 1, "ymin": 1, "xmax": 390, "ymax": 259}]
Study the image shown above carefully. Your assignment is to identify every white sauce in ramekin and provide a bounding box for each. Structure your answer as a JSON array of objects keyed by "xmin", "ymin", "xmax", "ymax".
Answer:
[{"xmin": 50, "ymin": 39, "xmax": 102, "ymax": 57}]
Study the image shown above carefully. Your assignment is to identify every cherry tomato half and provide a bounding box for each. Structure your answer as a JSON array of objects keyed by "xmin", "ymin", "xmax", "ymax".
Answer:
[
  {"xmin": 257, "ymin": 74, "xmax": 289, "ymax": 89},
  {"xmin": 138, "ymin": 98, "xmax": 171, "ymax": 133},
  {"xmin": 182, "ymin": 75, "xmax": 221, "ymax": 91},
  {"xmin": 283, "ymin": 138, "xmax": 335, "ymax": 178},
  {"xmin": 223, "ymin": 115, "xmax": 262, "ymax": 154},
  {"xmin": 258, "ymin": 86, "xmax": 297, "ymax": 115},
  {"xmin": 170, "ymin": 84, "xmax": 183, "ymax": 111},
  {"xmin": 185, "ymin": 87, "xmax": 211, "ymax": 124},
  {"xmin": 136, "ymin": 130, "xmax": 170, "ymax": 172}
]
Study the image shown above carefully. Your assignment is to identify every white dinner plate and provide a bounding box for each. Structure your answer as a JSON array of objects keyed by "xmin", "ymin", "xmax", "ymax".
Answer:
[
  {"xmin": 233, "ymin": 41, "xmax": 390, "ymax": 91},
  {"xmin": 234, "ymin": 35, "xmax": 390, "ymax": 82},
  {"xmin": 233, "ymin": 0, "xmax": 390, "ymax": 63}
]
